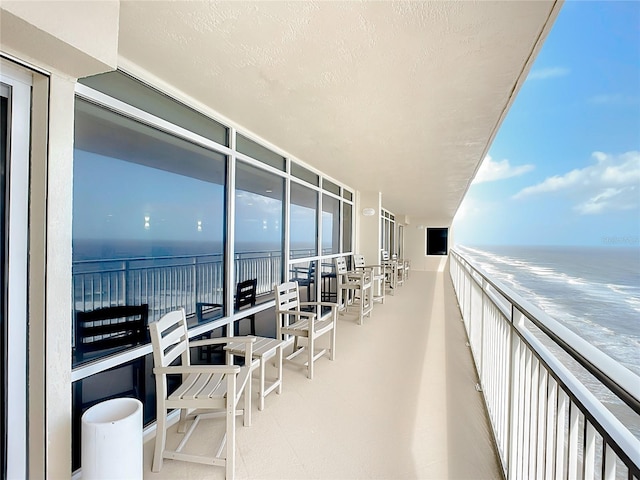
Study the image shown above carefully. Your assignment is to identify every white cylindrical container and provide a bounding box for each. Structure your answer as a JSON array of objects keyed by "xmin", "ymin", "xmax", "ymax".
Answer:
[{"xmin": 81, "ymin": 397, "xmax": 143, "ymax": 479}]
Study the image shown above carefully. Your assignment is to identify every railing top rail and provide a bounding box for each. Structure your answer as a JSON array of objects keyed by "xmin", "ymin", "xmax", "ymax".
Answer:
[
  {"xmin": 450, "ymin": 247, "xmax": 640, "ymax": 416},
  {"xmin": 72, "ymin": 248, "xmax": 300, "ymax": 266}
]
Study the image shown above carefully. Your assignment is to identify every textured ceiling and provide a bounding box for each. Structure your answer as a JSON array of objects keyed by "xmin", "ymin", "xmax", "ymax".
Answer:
[{"xmin": 117, "ymin": 0, "xmax": 559, "ymax": 221}]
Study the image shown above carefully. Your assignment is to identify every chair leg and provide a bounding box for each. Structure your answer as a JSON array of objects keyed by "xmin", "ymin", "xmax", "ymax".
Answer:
[
  {"xmin": 259, "ymin": 357, "xmax": 266, "ymax": 411},
  {"xmin": 177, "ymin": 407, "xmax": 188, "ymax": 433},
  {"xmin": 307, "ymin": 333, "xmax": 314, "ymax": 379},
  {"xmin": 330, "ymin": 320, "xmax": 336, "ymax": 361},
  {"xmin": 152, "ymin": 408, "xmax": 167, "ymax": 472},
  {"xmin": 226, "ymin": 375, "xmax": 236, "ymax": 480},
  {"xmin": 244, "ymin": 367, "xmax": 252, "ymax": 427}
]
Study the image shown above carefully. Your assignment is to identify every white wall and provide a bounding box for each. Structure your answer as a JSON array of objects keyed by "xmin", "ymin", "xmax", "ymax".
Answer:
[
  {"xmin": 355, "ymin": 191, "xmax": 381, "ymax": 264},
  {"xmin": 0, "ymin": 3, "xmax": 120, "ymax": 476},
  {"xmin": 404, "ymin": 218, "xmax": 450, "ymax": 272}
]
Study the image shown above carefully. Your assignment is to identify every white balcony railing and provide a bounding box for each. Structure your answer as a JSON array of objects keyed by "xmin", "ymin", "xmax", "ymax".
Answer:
[
  {"xmin": 72, "ymin": 248, "xmax": 325, "ymax": 322},
  {"xmin": 73, "ymin": 250, "xmax": 283, "ymax": 322},
  {"xmin": 450, "ymin": 249, "xmax": 640, "ymax": 479}
]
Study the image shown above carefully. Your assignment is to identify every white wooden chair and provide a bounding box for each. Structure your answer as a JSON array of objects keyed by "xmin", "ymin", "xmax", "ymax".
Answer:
[
  {"xmin": 403, "ymin": 259, "xmax": 411, "ymax": 281},
  {"xmin": 335, "ymin": 256, "xmax": 373, "ymax": 324},
  {"xmin": 353, "ymin": 254, "xmax": 386, "ymax": 304},
  {"xmin": 275, "ymin": 281, "xmax": 338, "ymax": 379},
  {"xmin": 393, "ymin": 254, "xmax": 405, "ymax": 287},
  {"xmin": 381, "ymin": 250, "xmax": 398, "ymax": 294},
  {"xmin": 149, "ymin": 308, "xmax": 256, "ymax": 479}
]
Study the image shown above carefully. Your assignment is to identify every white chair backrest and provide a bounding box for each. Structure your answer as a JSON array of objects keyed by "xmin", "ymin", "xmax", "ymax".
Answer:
[
  {"xmin": 149, "ymin": 308, "xmax": 190, "ymax": 369},
  {"xmin": 276, "ymin": 281, "xmax": 301, "ymax": 312},
  {"xmin": 335, "ymin": 256, "xmax": 348, "ymax": 274},
  {"xmin": 353, "ymin": 254, "xmax": 365, "ymax": 269}
]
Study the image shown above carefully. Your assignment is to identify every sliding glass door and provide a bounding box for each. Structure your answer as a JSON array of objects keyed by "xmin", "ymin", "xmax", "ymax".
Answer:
[{"xmin": 1, "ymin": 61, "xmax": 32, "ymax": 480}]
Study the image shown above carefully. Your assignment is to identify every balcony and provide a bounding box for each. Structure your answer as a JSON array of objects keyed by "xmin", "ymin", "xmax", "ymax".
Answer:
[
  {"xmin": 140, "ymin": 267, "xmax": 503, "ymax": 479},
  {"xmin": 72, "ymin": 249, "xmax": 640, "ymax": 479}
]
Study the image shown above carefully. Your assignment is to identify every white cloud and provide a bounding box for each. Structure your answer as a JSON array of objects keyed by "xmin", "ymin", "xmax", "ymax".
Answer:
[
  {"xmin": 513, "ymin": 151, "xmax": 640, "ymax": 215},
  {"xmin": 527, "ymin": 67, "xmax": 570, "ymax": 80},
  {"xmin": 472, "ymin": 155, "xmax": 535, "ymax": 184}
]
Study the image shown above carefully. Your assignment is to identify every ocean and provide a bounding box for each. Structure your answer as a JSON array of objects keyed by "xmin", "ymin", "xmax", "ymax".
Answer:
[
  {"xmin": 456, "ymin": 244, "xmax": 640, "ymax": 441},
  {"xmin": 456, "ymin": 244, "xmax": 640, "ymax": 376}
]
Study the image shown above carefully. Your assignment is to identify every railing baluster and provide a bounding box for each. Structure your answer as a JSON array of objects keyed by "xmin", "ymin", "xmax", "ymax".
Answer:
[
  {"xmin": 603, "ymin": 443, "xmax": 616, "ymax": 480},
  {"xmin": 583, "ymin": 421, "xmax": 596, "ymax": 480},
  {"xmin": 546, "ymin": 376, "xmax": 558, "ymax": 479},
  {"xmin": 556, "ymin": 389, "xmax": 568, "ymax": 480}
]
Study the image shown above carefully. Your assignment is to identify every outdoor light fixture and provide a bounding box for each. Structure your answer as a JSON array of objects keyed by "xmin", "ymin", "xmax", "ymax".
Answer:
[{"xmin": 362, "ymin": 208, "xmax": 375, "ymax": 216}]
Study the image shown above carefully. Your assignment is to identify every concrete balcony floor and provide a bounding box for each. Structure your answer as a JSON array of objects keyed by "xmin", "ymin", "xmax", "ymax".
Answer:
[{"xmin": 143, "ymin": 270, "xmax": 502, "ymax": 479}]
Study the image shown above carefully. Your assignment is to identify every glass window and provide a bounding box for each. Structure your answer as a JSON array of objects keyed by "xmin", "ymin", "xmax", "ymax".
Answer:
[
  {"xmin": 72, "ymin": 98, "xmax": 226, "ymax": 365},
  {"xmin": 289, "ymin": 260, "xmax": 317, "ymax": 304},
  {"xmin": 321, "ymin": 194, "xmax": 340, "ymax": 255},
  {"xmin": 427, "ymin": 228, "xmax": 449, "ymax": 255},
  {"xmin": 79, "ymin": 70, "xmax": 228, "ymax": 146},
  {"xmin": 390, "ymin": 220, "xmax": 396, "ymax": 256},
  {"xmin": 235, "ymin": 161, "xmax": 284, "ymax": 305},
  {"xmin": 291, "ymin": 162, "xmax": 319, "ymax": 186},
  {"xmin": 343, "ymin": 190, "xmax": 353, "ymax": 201},
  {"xmin": 290, "ymin": 182, "xmax": 318, "ymax": 259},
  {"xmin": 236, "ymin": 134, "xmax": 286, "ymax": 171},
  {"xmin": 322, "ymin": 178, "xmax": 340, "ymax": 196},
  {"xmin": 319, "ymin": 259, "xmax": 337, "ymax": 314},
  {"xmin": 342, "ymin": 203, "xmax": 352, "ymax": 253},
  {"xmin": 72, "ymin": 355, "xmax": 156, "ymax": 471}
]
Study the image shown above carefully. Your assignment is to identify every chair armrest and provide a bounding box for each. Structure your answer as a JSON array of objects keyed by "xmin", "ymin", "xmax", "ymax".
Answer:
[
  {"xmin": 154, "ymin": 365, "xmax": 240, "ymax": 375},
  {"xmin": 190, "ymin": 336, "xmax": 256, "ymax": 348},
  {"xmin": 275, "ymin": 309, "xmax": 316, "ymax": 319},
  {"xmin": 299, "ymin": 301, "xmax": 339, "ymax": 310},
  {"xmin": 191, "ymin": 336, "xmax": 255, "ymax": 365}
]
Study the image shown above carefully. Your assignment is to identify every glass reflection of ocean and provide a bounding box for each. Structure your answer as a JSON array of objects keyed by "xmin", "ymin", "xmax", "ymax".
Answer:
[{"xmin": 73, "ymin": 239, "xmax": 288, "ymax": 261}]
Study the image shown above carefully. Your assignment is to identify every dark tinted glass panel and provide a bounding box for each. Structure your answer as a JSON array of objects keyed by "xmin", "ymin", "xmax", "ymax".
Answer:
[
  {"xmin": 235, "ymin": 162, "xmax": 284, "ymax": 305},
  {"xmin": 79, "ymin": 71, "xmax": 228, "ymax": 146},
  {"xmin": 343, "ymin": 190, "xmax": 353, "ymax": 201},
  {"xmin": 73, "ymin": 98, "xmax": 226, "ymax": 365},
  {"xmin": 323, "ymin": 179, "xmax": 340, "ymax": 195},
  {"xmin": 342, "ymin": 203, "xmax": 352, "ymax": 253},
  {"xmin": 289, "ymin": 260, "xmax": 317, "ymax": 304},
  {"xmin": 291, "ymin": 162, "xmax": 319, "ymax": 186},
  {"xmin": 427, "ymin": 228, "xmax": 448, "ymax": 255},
  {"xmin": 236, "ymin": 134, "xmax": 286, "ymax": 171},
  {"xmin": 72, "ymin": 354, "xmax": 157, "ymax": 471},
  {"xmin": 290, "ymin": 183, "xmax": 317, "ymax": 258},
  {"xmin": 320, "ymin": 259, "xmax": 337, "ymax": 314}
]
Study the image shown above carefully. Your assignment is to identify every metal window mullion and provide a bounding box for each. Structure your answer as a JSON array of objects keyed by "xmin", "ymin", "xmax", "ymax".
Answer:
[
  {"xmin": 226, "ymin": 130, "xmax": 237, "ymax": 329},
  {"xmin": 284, "ymin": 161, "xmax": 291, "ymax": 279}
]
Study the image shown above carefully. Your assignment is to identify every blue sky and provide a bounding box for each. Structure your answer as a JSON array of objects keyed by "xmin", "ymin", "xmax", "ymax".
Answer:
[{"xmin": 453, "ymin": 1, "xmax": 640, "ymax": 247}]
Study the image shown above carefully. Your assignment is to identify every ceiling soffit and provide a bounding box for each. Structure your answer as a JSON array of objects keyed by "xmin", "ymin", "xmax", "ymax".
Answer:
[{"xmin": 117, "ymin": 0, "xmax": 560, "ymax": 220}]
